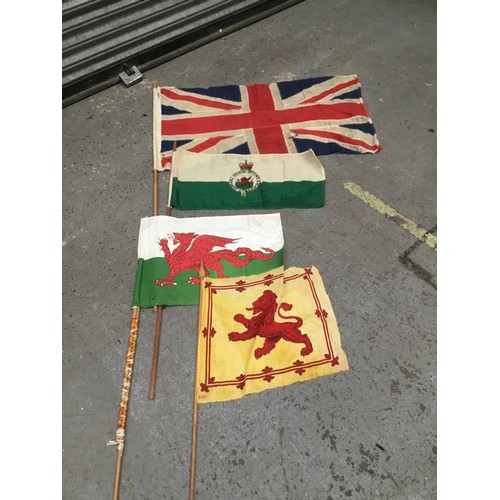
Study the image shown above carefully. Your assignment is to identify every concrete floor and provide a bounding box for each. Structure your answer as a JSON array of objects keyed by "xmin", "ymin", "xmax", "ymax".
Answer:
[{"xmin": 62, "ymin": 0, "xmax": 436, "ymax": 498}]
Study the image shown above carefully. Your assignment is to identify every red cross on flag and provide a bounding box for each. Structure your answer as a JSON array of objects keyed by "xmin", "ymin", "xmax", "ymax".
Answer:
[{"xmin": 154, "ymin": 75, "xmax": 382, "ymax": 170}]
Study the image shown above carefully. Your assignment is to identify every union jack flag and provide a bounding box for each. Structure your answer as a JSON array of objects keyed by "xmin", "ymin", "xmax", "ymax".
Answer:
[{"xmin": 154, "ymin": 75, "xmax": 381, "ymax": 170}]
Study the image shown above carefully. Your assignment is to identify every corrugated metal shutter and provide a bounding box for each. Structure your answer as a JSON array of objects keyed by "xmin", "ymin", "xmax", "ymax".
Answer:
[{"xmin": 62, "ymin": 0, "xmax": 303, "ymax": 107}]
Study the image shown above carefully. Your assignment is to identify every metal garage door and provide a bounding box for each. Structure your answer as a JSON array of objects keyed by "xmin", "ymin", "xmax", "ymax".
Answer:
[{"xmin": 62, "ymin": 0, "xmax": 303, "ymax": 107}]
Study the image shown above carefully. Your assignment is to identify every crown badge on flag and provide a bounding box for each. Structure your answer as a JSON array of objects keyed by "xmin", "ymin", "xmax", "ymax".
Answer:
[{"xmin": 229, "ymin": 160, "xmax": 261, "ymax": 197}]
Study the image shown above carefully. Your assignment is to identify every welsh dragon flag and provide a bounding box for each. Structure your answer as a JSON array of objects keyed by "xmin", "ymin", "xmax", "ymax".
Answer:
[
  {"xmin": 132, "ymin": 214, "xmax": 284, "ymax": 307},
  {"xmin": 196, "ymin": 266, "xmax": 349, "ymax": 403}
]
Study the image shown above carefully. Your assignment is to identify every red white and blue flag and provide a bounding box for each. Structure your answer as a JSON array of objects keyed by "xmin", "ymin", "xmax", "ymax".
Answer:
[{"xmin": 154, "ymin": 75, "xmax": 382, "ymax": 170}]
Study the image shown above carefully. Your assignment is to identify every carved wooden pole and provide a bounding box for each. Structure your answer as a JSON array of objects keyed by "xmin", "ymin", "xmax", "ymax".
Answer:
[{"xmin": 109, "ymin": 306, "xmax": 141, "ymax": 500}]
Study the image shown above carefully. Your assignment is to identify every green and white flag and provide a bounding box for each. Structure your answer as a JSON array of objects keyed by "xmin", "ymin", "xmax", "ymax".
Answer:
[
  {"xmin": 132, "ymin": 213, "xmax": 284, "ymax": 307},
  {"xmin": 168, "ymin": 149, "xmax": 325, "ymax": 210}
]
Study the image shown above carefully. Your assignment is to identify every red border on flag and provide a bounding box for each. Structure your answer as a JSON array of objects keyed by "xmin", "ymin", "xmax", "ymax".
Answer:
[{"xmin": 200, "ymin": 268, "xmax": 340, "ymax": 393}]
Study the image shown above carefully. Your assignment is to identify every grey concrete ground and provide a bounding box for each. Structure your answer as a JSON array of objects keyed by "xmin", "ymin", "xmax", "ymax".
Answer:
[{"xmin": 62, "ymin": 0, "xmax": 436, "ymax": 498}]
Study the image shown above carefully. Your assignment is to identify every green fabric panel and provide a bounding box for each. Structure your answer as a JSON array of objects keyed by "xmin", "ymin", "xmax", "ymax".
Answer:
[
  {"xmin": 132, "ymin": 249, "xmax": 284, "ymax": 308},
  {"xmin": 170, "ymin": 179, "xmax": 324, "ymax": 210}
]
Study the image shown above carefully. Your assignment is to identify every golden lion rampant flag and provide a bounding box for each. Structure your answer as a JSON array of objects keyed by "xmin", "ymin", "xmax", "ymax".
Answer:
[{"xmin": 196, "ymin": 266, "xmax": 349, "ymax": 403}]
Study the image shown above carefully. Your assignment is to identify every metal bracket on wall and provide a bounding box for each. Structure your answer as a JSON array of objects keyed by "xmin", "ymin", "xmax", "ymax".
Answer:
[{"xmin": 119, "ymin": 65, "xmax": 143, "ymax": 87}]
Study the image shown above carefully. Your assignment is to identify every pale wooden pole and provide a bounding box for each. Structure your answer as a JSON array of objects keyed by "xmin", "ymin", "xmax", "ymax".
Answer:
[
  {"xmin": 189, "ymin": 262, "xmax": 207, "ymax": 500},
  {"xmin": 149, "ymin": 305, "xmax": 163, "ymax": 400},
  {"xmin": 111, "ymin": 306, "xmax": 141, "ymax": 500},
  {"xmin": 149, "ymin": 141, "xmax": 176, "ymax": 400},
  {"xmin": 153, "ymin": 168, "xmax": 159, "ymax": 215},
  {"xmin": 149, "ymin": 163, "xmax": 163, "ymax": 400},
  {"xmin": 149, "ymin": 83, "xmax": 163, "ymax": 400},
  {"xmin": 149, "ymin": 204, "xmax": 173, "ymax": 400}
]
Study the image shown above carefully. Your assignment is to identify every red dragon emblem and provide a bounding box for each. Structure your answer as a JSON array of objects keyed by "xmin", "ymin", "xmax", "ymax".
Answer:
[
  {"xmin": 155, "ymin": 232, "xmax": 275, "ymax": 286},
  {"xmin": 228, "ymin": 290, "xmax": 313, "ymax": 359},
  {"xmin": 236, "ymin": 176, "xmax": 253, "ymax": 186}
]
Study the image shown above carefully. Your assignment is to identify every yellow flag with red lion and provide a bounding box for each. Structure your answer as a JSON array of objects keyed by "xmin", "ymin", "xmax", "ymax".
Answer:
[{"xmin": 196, "ymin": 266, "xmax": 349, "ymax": 403}]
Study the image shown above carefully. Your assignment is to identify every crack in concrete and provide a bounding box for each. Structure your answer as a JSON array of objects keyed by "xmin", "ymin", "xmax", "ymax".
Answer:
[
  {"xmin": 278, "ymin": 427, "xmax": 290, "ymax": 494},
  {"xmin": 399, "ymin": 225, "xmax": 437, "ymax": 289}
]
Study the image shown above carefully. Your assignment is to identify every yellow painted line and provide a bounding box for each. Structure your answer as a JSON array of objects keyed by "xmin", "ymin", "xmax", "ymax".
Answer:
[{"xmin": 344, "ymin": 181, "xmax": 437, "ymax": 250}]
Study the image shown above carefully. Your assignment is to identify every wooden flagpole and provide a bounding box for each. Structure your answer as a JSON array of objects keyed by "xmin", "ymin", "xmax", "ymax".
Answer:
[
  {"xmin": 189, "ymin": 262, "xmax": 207, "ymax": 500},
  {"xmin": 149, "ymin": 140, "xmax": 176, "ymax": 400},
  {"xmin": 149, "ymin": 84, "xmax": 162, "ymax": 399},
  {"xmin": 149, "ymin": 162, "xmax": 163, "ymax": 400},
  {"xmin": 110, "ymin": 305, "xmax": 141, "ymax": 500}
]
